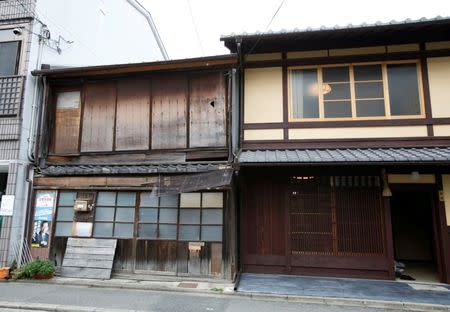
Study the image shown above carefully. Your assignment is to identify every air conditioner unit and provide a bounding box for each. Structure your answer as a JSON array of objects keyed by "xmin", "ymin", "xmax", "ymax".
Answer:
[{"xmin": 73, "ymin": 200, "xmax": 91, "ymax": 212}]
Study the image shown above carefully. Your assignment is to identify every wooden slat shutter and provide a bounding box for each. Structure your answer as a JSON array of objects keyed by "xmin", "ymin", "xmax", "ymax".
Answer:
[
  {"xmin": 189, "ymin": 72, "xmax": 226, "ymax": 148},
  {"xmin": 115, "ymin": 79, "xmax": 150, "ymax": 151},
  {"xmin": 151, "ymin": 74, "xmax": 187, "ymax": 149},
  {"xmin": 80, "ymin": 82, "xmax": 116, "ymax": 152}
]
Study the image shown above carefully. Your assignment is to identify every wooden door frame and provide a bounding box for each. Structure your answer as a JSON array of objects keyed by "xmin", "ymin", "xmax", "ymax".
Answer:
[{"xmin": 389, "ymin": 183, "xmax": 449, "ymax": 283}]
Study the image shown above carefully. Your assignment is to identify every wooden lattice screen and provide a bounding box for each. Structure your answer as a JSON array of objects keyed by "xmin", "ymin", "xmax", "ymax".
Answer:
[{"xmin": 289, "ymin": 176, "xmax": 384, "ymax": 257}]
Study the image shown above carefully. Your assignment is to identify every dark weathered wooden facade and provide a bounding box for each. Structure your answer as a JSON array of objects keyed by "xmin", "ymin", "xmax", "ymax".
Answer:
[
  {"xmin": 31, "ymin": 55, "xmax": 239, "ymax": 280},
  {"xmin": 222, "ymin": 18, "xmax": 450, "ymax": 283}
]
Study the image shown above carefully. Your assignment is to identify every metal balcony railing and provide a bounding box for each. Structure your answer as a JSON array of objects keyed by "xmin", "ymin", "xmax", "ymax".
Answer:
[
  {"xmin": 0, "ymin": 75, "xmax": 24, "ymax": 116},
  {"xmin": 0, "ymin": 0, "xmax": 35, "ymax": 21}
]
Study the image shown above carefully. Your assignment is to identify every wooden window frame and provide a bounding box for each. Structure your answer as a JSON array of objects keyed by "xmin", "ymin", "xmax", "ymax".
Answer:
[
  {"xmin": 51, "ymin": 86, "xmax": 83, "ymax": 155},
  {"xmin": 288, "ymin": 60, "xmax": 426, "ymax": 122},
  {"xmin": 137, "ymin": 191, "xmax": 224, "ymax": 243},
  {"xmin": 93, "ymin": 191, "xmax": 136, "ymax": 239}
]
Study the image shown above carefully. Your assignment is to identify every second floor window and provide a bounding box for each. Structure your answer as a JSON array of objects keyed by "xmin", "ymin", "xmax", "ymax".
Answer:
[
  {"xmin": 289, "ymin": 61, "xmax": 423, "ymax": 121},
  {"xmin": 0, "ymin": 41, "xmax": 20, "ymax": 76}
]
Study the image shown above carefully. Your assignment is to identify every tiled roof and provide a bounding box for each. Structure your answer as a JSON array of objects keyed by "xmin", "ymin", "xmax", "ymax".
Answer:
[
  {"xmin": 41, "ymin": 163, "xmax": 231, "ymax": 176},
  {"xmin": 238, "ymin": 148, "xmax": 450, "ymax": 164},
  {"xmin": 221, "ymin": 16, "xmax": 450, "ymax": 39}
]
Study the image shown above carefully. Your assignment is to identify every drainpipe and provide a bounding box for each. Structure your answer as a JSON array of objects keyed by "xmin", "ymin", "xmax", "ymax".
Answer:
[
  {"xmin": 26, "ymin": 24, "xmax": 46, "ymax": 163},
  {"xmin": 126, "ymin": 0, "xmax": 169, "ymax": 60}
]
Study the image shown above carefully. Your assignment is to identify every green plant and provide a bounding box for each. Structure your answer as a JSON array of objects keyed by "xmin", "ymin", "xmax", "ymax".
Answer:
[
  {"xmin": 9, "ymin": 259, "xmax": 17, "ymax": 272},
  {"xmin": 11, "ymin": 258, "xmax": 55, "ymax": 280}
]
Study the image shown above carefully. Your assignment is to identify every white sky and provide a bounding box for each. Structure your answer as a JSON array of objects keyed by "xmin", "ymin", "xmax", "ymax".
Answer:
[{"xmin": 141, "ymin": 0, "xmax": 450, "ymax": 60}]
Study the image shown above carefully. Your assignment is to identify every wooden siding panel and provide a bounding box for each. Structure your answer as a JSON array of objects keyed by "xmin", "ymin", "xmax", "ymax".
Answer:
[
  {"xmin": 53, "ymin": 108, "xmax": 80, "ymax": 154},
  {"xmin": 189, "ymin": 72, "xmax": 226, "ymax": 147},
  {"xmin": 335, "ymin": 187, "xmax": 384, "ymax": 255},
  {"xmin": 61, "ymin": 238, "xmax": 117, "ymax": 279},
  {"xmin": 81, "ymin": 82, "xmax": 116, "ymax": 152},
  {"xmin": 115, "ymin": 79, "xmax": 150, "ymax": 151},
  {"xmin": 151, "ymin": 74, "xmax": 187, "ymax": 149},
  {"xmin": 242, "ymin": 175, "xmax": 286, "ymax": 257}
]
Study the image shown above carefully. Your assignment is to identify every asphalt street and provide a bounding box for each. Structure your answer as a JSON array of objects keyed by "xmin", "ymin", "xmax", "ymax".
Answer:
[{"xmin": 0, "ymin": 282, "xmax": 404, "ymax": 312}]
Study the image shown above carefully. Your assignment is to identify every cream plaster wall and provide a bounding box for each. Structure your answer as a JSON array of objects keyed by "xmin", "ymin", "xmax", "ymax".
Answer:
[
  {"xmin": 288, "ymin": 126, "xmax": 427, "ymax": 140},
  {"xmin": 427, "ymin": 57, "xmax": 450, "ymax": 118},
  {"xmin": 245, "ymin": 53, "xmax": 282, "ymax": 61},
  {"xmin": 433, "ymin": 125, "xmax": 450, "ymax": 137},
  {"xmin": 244, "ymin": 67, "xmax": 283, "ymax": 123},
  {"xmin": 388, "ymin": 174, "xmax": 435, "ymax": 184},
  {"xmin": 244, "ymin": 129, "xmax": 284, "ymax": 141},
  {"xmin": 426, "ymin": 41, "xmax": 450, "ymax": 50}
]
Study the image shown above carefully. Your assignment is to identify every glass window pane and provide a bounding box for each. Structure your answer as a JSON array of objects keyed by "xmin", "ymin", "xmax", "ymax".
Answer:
[
  {"xmin": 93, "ymin": 223, "xmax": 113, "ymax": 237},
  {"xmin": 159, "ymin": 195, "xmax": 178, "ymax": 207},
  {"xmin": 323, "ymin": 83, "xmax": 350, "ymax": 101},
  {"xmin": 56, "ymin": 91, "xmax": 80, "ymax": 109},
  {"xmin": 179, "ymin": 209, "xmax": 200, "ymax": 224},
  {"xmin": 0, "ymin": 41, "xmax": 19, "ymax": 76},
  {"xmin": 140, "ymin": 192, "xmax": 159, "ymax": 207},
  {"xmin": 202, "ymin": 209, "xmax": 223, "ymax": 225},
  {"xmin": 159, "ymin": 208, "xmax": 178, "ymax": 223},
  {"xmin": 291, "ymin": 69, "xmax": 319, "ymax": 119},
  {"xmin": 138, "ymin": 223, "xmax": 158, "ymax": 238},
  {"xmin": 355, "ymin": 82, "xmax": 384, "ymax": 99},
  {"xmin": 117, "ymin": 192, "xmax": 136, "ymax": 206},
  {"xmin": 179, "ymin": 225, "xmax": 200, "ymax": 241},
  {"xmin": 115, "ymin": 208, "xmax": 135, "ymax": 222},
  {"xmin": 356, "ymin": 100, "xmax": 386, "ymax": 117},
  {"xmin": 56, "ymin": 207, "xmax": 73, "ymax": 221},
  {"xmin": 324, "ymin": 101, "xmax": 352, "ymax": 118},
  {"xmin": 354, "ymin": 65, "xmax": 382, "ymax": 81},
  {"xmin": 73, "ymin": 222, "xmax": 92, "ymax": 237},
  {"xmin": 180, "ymin": 193, "xmax": 201, "ymax": 207},
  {"xmin": 201, "ymin": 226, "xmax": 222, "ymax": 242},
  {"xmin": 58, "ymin": 192, "xmax": 77, "ymax": 206},
  {"xmin": 387, "ymin": 63, "xmax": 421, "ymax": 116},
  {"xmin": 97, "ymin": 192, "xmax": 116, "ymax": 206},
  {"xmin": 139, "ymin": 208, "xmax": 158, "ymax": 222},
  {"xmin": 94, "ymin": 207, "xmax": 115, "ymax": 221},
  {"xmin": 158, "ymin": 224, "xmax": 177, "ymax": 239},
  {"xmin": 202, "ymin": 193, "xmax": 223, "ymax": 208},
  {"xmin": 55, "ymin": 222, "xmax": 72, "ymax": 236},
  {"xmin": 322, "ymin": 67, "xmax": 349, "ymax": 82},
  {"xmin": 114, "ymin": 223, "xmax": 133, "ymax": 238}
]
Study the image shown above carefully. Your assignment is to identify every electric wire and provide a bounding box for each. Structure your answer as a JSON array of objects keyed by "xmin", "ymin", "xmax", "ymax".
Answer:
[
  {"xmin": 242, "ymin": 0, "xmax": 286, "ymax": 63},
  {"xmin": 187, "ymin": 0, "xmax": 205, "ymax": 56},
  {"xmin": 16, "ymin": 0, "xmax": 102, "ymax": 62}
]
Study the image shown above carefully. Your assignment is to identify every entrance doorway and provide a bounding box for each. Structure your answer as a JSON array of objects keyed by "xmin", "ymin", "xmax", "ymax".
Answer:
[{"xmin": 390, "ymin": 190, "xmax": 439, "ymax": 282}]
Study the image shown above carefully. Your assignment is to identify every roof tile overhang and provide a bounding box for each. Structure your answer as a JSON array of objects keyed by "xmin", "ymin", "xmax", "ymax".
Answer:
[
  {"xmin": 32, "ymin": 54, "xmax": 237, "ymax": 79},
  {"xmin": 40, "ymin": 163, "xmax": 231, "ymax": 176},
  {"xmin": 237, "ymin": 148, "xmax": 450, "ymax": 165},
  {"xmin": 221, "ymin": 17, "xmax": 450, "ymax": 53}
]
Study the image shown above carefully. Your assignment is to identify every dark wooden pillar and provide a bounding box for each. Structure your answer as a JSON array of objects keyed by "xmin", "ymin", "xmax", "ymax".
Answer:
[
  {"xmin": 435, "ymin": 174, "xmax": 450, "ymax": 284},
  {"xmin": 382, "ymin": 196, "xmax": 395, "ymax": 279}
]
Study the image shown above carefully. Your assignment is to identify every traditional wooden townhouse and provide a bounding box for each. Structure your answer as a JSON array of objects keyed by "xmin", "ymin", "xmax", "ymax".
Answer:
[
  {"xmin": 30, "ymin": 54, "xmax": 238, "ymax": 280},
  {"xmin": 222, "ymin": 17, "xmax": 450, "ymax": 283}
]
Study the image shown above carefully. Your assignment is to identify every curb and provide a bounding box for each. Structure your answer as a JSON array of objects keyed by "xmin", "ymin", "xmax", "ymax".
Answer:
[
  {"xmin": 0, "ymin": 301, "xmax": 149, "ymax": 312},
  {"xmin": 232, "ymin": 292, "xmax": 450, "ymax": 311},
  {"xmin": 8, "ymin": 279, "xmax": 450, "ymax": 312}
]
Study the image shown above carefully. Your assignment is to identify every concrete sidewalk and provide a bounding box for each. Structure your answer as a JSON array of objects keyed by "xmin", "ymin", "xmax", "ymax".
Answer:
[
  {"xmin": 2, "ymin": 274, "xmax": 450, "ymax": 311},
  {"xmin": 14, "ymin": 275, "xmax": 235, "ymax": 294},
  {"xmin": 237, "ymin": 273, "xmax": 450, "ymax": 310}
]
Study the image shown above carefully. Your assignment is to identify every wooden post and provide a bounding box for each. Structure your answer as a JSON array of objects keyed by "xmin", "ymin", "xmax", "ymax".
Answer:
[
  {"xmin": 382, "ymin": 196, "xmax": 395, "ymax": 279},
  {"xmin": 435, "ymin": 174, "xmax": 450, "ymax": 283}
]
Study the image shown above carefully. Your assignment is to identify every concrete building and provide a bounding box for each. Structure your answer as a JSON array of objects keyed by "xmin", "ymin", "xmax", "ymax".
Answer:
[{"xmin": 0, "ymin": 0, "xmax": 167, "ymax": 266}]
